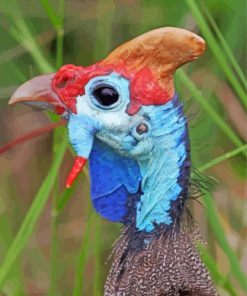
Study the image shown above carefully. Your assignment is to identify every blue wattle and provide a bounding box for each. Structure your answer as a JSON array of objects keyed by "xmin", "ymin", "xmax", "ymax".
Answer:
[{"xmin": 89, "ymin": 140, "xmax": 141, "ymax": 222}]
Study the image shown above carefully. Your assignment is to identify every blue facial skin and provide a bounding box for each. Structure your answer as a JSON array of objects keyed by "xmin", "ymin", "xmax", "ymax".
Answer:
[
  {"xmin": 67, "ymin": 73, "xmax": 188, "ymax": 232},
  {"xmin": 68, "ymin": 115, "xmax": 100, "ymax": 158}
]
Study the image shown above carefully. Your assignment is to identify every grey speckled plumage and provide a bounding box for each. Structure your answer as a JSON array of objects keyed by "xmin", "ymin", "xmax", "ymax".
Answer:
[{"xmin": 104, "ymin": 213, "xmax": 218, "ymax": 296}]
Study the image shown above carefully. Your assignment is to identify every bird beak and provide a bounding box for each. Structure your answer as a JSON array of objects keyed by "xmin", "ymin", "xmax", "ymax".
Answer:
[
  {"xmin": 9, "ymin": 73, "xmax": 67, "ymax": 115},
  {"xmin": 9, "ymin": 73, "xmax": 87, "ymax": 188}
]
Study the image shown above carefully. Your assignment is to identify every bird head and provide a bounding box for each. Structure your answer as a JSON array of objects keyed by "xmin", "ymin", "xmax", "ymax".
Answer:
[{"xmin": 9, "ymin": 27, "xmax": 205, "ymax": 231}]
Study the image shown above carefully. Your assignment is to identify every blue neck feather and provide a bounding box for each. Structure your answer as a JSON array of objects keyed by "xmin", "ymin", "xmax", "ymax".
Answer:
[{"xmin": 136, "ymin": 96, "xmax": 189, "ymax": 232}]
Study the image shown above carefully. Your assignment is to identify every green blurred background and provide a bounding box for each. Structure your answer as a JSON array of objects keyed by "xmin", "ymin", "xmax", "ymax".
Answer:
[{"xmin": 0, "ymin": 0, "xmax": 246, "ymax": 295}]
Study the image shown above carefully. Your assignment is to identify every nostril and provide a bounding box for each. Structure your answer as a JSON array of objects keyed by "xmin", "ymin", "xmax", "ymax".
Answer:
[
  {"xmin": 56, "ymin": 79, "xmax": 67, "ymax": 88},
  {"xmin": 55, "ymin": 75, "xmax": 75, "ymax": 89}
]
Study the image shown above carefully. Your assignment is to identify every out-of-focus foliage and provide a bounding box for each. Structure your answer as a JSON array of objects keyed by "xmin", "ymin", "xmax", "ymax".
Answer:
[{"xmin": 0, "ymin": 0, "xmax": 246, "ymax": 295}]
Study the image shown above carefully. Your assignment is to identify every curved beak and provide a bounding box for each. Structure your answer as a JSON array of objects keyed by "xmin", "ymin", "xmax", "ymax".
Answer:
[
  {"xmin": 9, "ymin": 73, "xmax": 66, "ymax": 114},
  {"xmin": 9, "ymin": 73, "xmax": 97, "ymax": 189}
]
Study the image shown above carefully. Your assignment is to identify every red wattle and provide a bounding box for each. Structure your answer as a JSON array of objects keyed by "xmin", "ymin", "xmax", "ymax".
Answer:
[{"xmin": 66, "ymin": 156, "xmax": 87, "ymax": 188}]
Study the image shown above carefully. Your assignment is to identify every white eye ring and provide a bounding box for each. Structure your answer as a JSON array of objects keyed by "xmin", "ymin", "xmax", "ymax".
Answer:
[
  {"xmin": 131, "ymin": 121, "xmax": 150, "ymax": 140},
  {"xmin": 83, "ymin": 73, "xmax": 131, "ymax": 112},
  {"xmin": 90, "ymin": 83, "xmax": 121, "ymax": 110}
]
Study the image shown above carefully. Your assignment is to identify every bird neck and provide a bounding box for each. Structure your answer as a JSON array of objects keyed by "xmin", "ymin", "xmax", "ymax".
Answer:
[{"xmin": 135, "ymin": 96, "xmax": 190, "ymax": 232}]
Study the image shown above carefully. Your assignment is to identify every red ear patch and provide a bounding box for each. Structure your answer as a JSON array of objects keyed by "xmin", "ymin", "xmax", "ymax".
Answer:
[{"xmin": 52, "ymin": 63, "xmax": 172, "ymax": 115}]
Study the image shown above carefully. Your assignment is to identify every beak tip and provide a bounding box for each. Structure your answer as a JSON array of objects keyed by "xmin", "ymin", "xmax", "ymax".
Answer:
[
  {"xmin": 8, "ymin": 73, "xmax": 58, "ymax": 107},
  {"xmin": 8, "ymin": 96, "xmax": 17, "ymax": 105}
]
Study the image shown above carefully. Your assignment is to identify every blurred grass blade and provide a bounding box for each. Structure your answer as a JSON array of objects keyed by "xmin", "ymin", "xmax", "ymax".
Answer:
[
  {"xmin": 198, "ymin": 144, "xmax": 247, "ymax": 172},
  {"xmin": 93, "ymin": 216, "xmax": 103, "ymax": 296},
  {"xmin": 48, "ymin": 128, "xmax": 66, "ymax": 295},
  {"xmin": 198, "ymin": 244, "xmax": 239, "ymax": 296},
  {"xmin": 56, "ymin": 179, "xmax": 79, "ymax": 214},
  {"xmin": 3, "ymin": 0, "xmax": 54, "ymax": 73},
  {"xmin": 186, "ymin": 0, "xmax": 247, "ymax": 108},
  {"xmin": 202, "ymin": 4, "xmax": 247, "ymax": 90},
  {"xmin": 39, "ymin": 0, "xmax": 61, "ymax": 29},
  {"xmin": 55, "ymin": 0, "xmax": 66, "ymax": 68},
  {"xmin": 48, "ymin": 177, "xmax": 60, "ymax": 296},
  {"xmin": 0, "ymin": 137, "xmax": 68, "ymax": 288},
  {"xmin": 56, "ymin": 167, "xmax": 89, "ymax": 214},
  {"xmin": 176, "ymin": 70, "xmax": 246, "ymax": 157},
  {"xmin": 73, "ymin": 215, "xmax": 94, "ymax": 296},
  {"xmin": 40, "ymin": 0, "xmax": 66, "ymax": 67},
  {"xmin": 9, "ymin": 24, "xmax": 54, "ymax": 73},
  {"xmin": 203, "ymin": 193, "xmax": 247, "ymax": 291},
  {"xmin": 0, "ymin": 210, "xmax": 25, "ymax": 295}
]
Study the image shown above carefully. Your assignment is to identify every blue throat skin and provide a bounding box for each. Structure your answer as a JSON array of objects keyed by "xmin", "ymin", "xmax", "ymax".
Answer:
[{"xmin": 68, "ymin": 93, "xmax": 190, "ymax": 233}]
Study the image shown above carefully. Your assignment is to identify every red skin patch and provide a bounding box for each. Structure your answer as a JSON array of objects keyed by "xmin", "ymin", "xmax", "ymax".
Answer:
[
  {"xmin": 128, "ymin": 67, "xmax": 170, "ymax": 115},
  {"xmin": 66, "ymin": 156, "xmax": 87, "ymax": 188},
  {"xmin": 52, "ymin": 63, "xmax": 171, "ymax": 115}
]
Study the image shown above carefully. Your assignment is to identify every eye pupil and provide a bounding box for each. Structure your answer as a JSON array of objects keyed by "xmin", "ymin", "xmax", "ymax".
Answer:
[{"xmin": 93, "ymin": 86, "xmax": 119, "ymax": 106}]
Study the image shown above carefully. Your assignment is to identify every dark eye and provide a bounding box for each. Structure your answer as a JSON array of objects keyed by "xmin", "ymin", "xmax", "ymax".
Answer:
[{"xmin": 93, "ymin": 85, "xmax": 119, "ymax": 107}]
